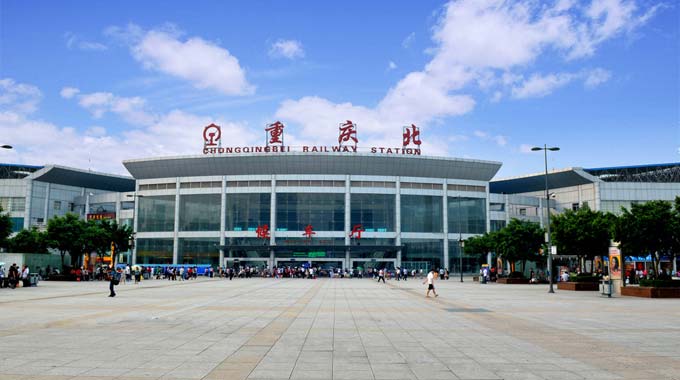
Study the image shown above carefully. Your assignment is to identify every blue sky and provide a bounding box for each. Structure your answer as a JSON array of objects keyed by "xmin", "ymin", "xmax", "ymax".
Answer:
[{"xmin": 0, "ymin": 0, "xmax": 677, "ymax": 177}]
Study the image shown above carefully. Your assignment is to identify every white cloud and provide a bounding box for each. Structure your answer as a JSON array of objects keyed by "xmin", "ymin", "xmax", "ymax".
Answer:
[
  {"xmin": 111, "ymin": 24, "xmax": 254, "ymax": 96},
  {"xmin": 1, "ymin": 80, "xmax": 260, "ymax": 174},
  {"xmin": 474, "ymin": 130, "xmax": 489, "ymax": 138},
  {"xmin": 64, "ymin": 32, "xmax": 108, "ymax": 51},
  {"xmin": 584, "ymin": 68, "xmax": 612, "ymax": 88},
  {"xmin": 402, "ymin": 32, "xmax": 416, "ymax": 48},
  {"xmin": 273, "ymin": 1, "xmax": 655, "ymax": 154},
  {"xmin": 75, "ymin": 91, "xmax": 156, "ymax": 125},
  {"xmin": 0, "ymin": 78, "xmax": 42, "ymax": 114},
  {"xmin": 387, "ymin": 61, "xmax": 397, "ymax": 70},
  {"xmin": 511, "ymin": 72, "xmax": 576, "ymax": 99},
  {"xmin": 269, "ymin": 39, "xmax": 305, "ymax": 59},
  {"xmin": 60, "ymin": 87, "xmax": 80, "ymax": 99}
]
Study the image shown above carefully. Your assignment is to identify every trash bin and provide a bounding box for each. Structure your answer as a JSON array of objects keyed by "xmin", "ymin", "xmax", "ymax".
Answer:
[{"xmin": 601, "ymin": 279, "xmax": 611, "ymax": 297}]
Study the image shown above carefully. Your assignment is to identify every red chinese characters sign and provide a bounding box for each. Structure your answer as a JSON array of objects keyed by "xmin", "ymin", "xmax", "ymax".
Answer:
[
  {"xmin": 87, "ymin": 212, "xmax": 116, "ymax": 221},
  {"xmin": 402, "ymin": 124, "xmax": 421, "ymax": 147},
  {"xmin": 265, "ymin": 121, "xmax": 285, "ymax": 146},
  {"xmin": 338, "ymin": 120, "xmax": 358, "ymax": 147},
  {"xmin": 349, "ymin": 224, "xmax": 365, "ymax": 239},
  {"xmin": 256, "ymin": 224, "xmax": 270, "ymax": 239},
  {"xmin": 303, "ymin": 224, "xmax": 316, "ymax": 240},
  {"xmin": 202, "ymin": 121, "xmax": 423, "ymax": 156}
]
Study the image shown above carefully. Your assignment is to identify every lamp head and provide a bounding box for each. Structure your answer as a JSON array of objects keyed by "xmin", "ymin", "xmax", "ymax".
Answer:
[
  {"xmin": 531, "ymin": 147, "xmax": 542, "ymax": 151},
  {"xmin": 548, "ymin": 147, "xmax": 560, "ymax": 151},
  {"xmin": 1, "ymin": 145, "xmax": 12, "ymax": 149}
]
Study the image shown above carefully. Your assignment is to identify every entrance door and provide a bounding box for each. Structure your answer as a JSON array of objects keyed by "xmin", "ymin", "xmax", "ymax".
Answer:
[
  {"xmin": 350, "ymin": 259, "xmax": 396, "ymax": 271},
  {"xmin": 224, "ymin": 258, "xmax": 270, "ymax": 270},
  {"xmin": 275, "ymin": 257, "xmax": 346, "ymax": 271}
]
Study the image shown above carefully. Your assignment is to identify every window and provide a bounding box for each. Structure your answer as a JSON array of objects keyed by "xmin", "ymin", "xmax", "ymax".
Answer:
[
  {"xmin": 351, "ymin": 194, "xmax": 395, "ymax": 232},
  {"xmin": 276, "ymin": 193, "xmax": 344, "ymax": 231},
  {"xmin": 572, "ymin": 203, "xmax": 580, "ymax": 211},
  {"xmin": 448, "ymin": 197, "xmax": 487, "ymax": 234},
  {"xmin": 519, "ymin": 208, "xmax": 527, "ymax": 216},
  {"xmin": 225, "ymin": 193, "xmax": 271, "ymax": 231},
  {"xmin": 179, "ymin": 194, "xmax": 221, "ymax": 231},
  {"xmin": 136, "ymin": 239, "xmax": 173, "ymax": 264},
  {"xmin": 400, "ymin": 195, "xmax": 442, "ymax": 233},
  {"xmin": 489, "ymin": 202, "xmax": 505, "ymax": 212},
  {"xmin": 138, "ymin": 196, "xmax": 175, "ymax": 232},
  {"xmin": 53, "ymin": 201, "xmax": 62, "ymax": 210}
]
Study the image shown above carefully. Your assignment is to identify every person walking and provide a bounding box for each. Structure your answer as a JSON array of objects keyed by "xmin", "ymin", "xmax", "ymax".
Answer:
[
  {"xmin": 108, "ymin": 267, "xmax": 121, "ymax": 297},
  {"xmin": 423, "ymin": 268, "xmax": 438, "ymax": 298},
  {"xmin": 377, "ymin": 268, "xmax": 386, "ymax": 284}
]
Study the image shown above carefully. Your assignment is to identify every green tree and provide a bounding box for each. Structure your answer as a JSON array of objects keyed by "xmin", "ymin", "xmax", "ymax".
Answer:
[
  {"xmin": 494, "ymin": 219, "xmax": 544, "ymax": 273},
  {"xmin": 551, "ymin": 205, "xmax": 614, "ymax": 273},
  {"xmin": 671, "ymin": 197, "xmax": 680, "ymax": 273},
  {"xmin": 465, "ymin": 232, "xmax": 497, "ymax": 263},
  {"xmin": 613, "ymin": 200, "xmax": 673, "ymax": 279},
  {"xmin": 0, "ymin": 205, "xmax": 13, "ymax": 250},
  {"xmin": 77, "ymin": 220, "xmax": 107, "ymax": 267},
  {"xmin": 9, "ymin": 227, "xmax": 48, "ymax": 253},
  {"xmin": 88, "ymin": 219, "xmax": 133, "ymax": 267},
  {"xmin": 46, "ymin": 213, "xmax": 84, "ymax": 270}
]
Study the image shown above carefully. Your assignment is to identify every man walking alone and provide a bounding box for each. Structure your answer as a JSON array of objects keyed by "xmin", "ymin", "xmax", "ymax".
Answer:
[{"xmin": 423, "ymin": 268, "xmax": 438, "ymax": 298}]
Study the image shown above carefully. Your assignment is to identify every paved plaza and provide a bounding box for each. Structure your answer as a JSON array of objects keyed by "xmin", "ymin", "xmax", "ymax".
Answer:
[{"xmin": 0, "ymin": 278, "xmax": 678, "ymax": 380}]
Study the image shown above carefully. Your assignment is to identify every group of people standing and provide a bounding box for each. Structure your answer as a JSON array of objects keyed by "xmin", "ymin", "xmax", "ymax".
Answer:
[{"xmin": 0, "ymin": 263, "xmax": 31, "ymax": 289}]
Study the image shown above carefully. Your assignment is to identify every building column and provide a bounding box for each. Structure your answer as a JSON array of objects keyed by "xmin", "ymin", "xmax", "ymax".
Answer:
[
  {"xmin": 219, "ymin": 178, "xmax": 226, "ymax": 267},
  {"xmin": 115, "ymin": 195, "xmax": 121, "ymax": 224},
  {"xmin": 84, "ymin": 191, "xmax": 91, "ymax": 220},
  {"xmin": 172, "ymin": 179, "xmax": 180, "ymax": 265},
  {"xmin": 132, "ymin": 183, "xmax": 139, "ymax": 264},
  {"xmin": 270, "ymin": 177, "xmax": 276, "ymax": 269},
  {"xmin": 395, "ymin": 179, "xmax": 402, "ymax": 267},
  {"xmin": 23, "ymin": 180, "xmax": 32, "ymax": 229},
  {"xmin": 344, "ymin": 175, "xmax": 351, "ymax": 270},
  {"xmin": 43, "ymin": 182, "xmax": 51, "ymax": 226},
  {"xmin": 442, "ymin": 182, "xmax": 449, "ymax": 271}
]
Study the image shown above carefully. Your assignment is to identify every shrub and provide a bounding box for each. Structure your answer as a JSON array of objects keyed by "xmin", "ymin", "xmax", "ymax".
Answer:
[
  {"xmin": 508, "ymin": 271, "xmax": 525, "ymax": 279},
  {"xmin": 569, "ymin": 273, "xmax": 600, "ymax": 283},
  {"xmin": 639, "ymin": 279, "xmax": 680, "ymax": 288}
]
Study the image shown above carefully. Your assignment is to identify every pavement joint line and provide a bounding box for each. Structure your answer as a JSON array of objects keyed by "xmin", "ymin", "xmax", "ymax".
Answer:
[
  {"xmin": 202, "ymin": 280, "xmax": 324, "ymax": 380},
  {"xmin": 384, "ymin": 279, "xmax": 680, "ymax": 379}
]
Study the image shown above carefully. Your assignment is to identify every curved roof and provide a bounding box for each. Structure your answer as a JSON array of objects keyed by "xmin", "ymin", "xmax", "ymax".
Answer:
[
  {"xmin": 490, "ymin": 168, "xmax": 598, "ymax": 194},
  {"xmin": 27, "ymin": 165, "xmax": 135, "ymax": 192},
  {"xmin": 123, "ymin": 153, "xmax": 502, "ymax": 181}
]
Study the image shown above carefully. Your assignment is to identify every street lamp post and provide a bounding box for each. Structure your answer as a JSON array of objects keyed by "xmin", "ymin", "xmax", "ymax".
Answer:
[
  {"xmin": 531, "ymin": 144, "xmax": 560, "ymax": 294},
  {"xmin": 459, "ymin": 237, "xmax": 465, "ymax": 282}
]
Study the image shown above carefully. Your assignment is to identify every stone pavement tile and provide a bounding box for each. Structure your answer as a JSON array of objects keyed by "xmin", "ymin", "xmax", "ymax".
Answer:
[
  {"xmin": 294, "ymin": 362, "xmax": 332, "ymax": 371},
  {"xmin": 493, "ymin": 371, "xmax": 545, "ymax": 380},
  {"xmin": 119, "ymin": 368, "xmax": 169, "ymax": 378},
  {"xmin": 367, "ymin": 351, "xmax": 406, "ymax": 364},
  {"xmin": 571, "ymin": 370, "xmax": 624, "ymax": 380},
  {"xmin": 289, "ymin": 369, "xmax": 332, "ymax": 379},
  {"xmin": 370, "ymin": 364, "xmax": 417, "ymax": 380},
  {"xmin": 247, "ymin": 368, "xmax": 293, "ymax": 379},
  {"xmin": 332, "ymin": 370, "xmax": 375, "ymax": 380},
  {"xmin": 410, "ymin": 369, "xmax": 458, "ymax": 380},
  {"xmin": 159, "ymin": 368, "xmax": 211, "ymax": 379},
  {"xmin": 203, "ymin": 369, "xmax": 251, "ymax": 380},
  {"xmin": 81, "ymin": 367, "xmax": 131, "ymax": 377},
  {"xmin": 532, "ymin": 370, "xmax": 587, "ymax": 380},
  {"xmin": 43, "ymin": 367, "xmax": 91, "ymax": 376},
  {"xmin": 448, "ymin": 364, "xmax": 502, "ymax": 380}
]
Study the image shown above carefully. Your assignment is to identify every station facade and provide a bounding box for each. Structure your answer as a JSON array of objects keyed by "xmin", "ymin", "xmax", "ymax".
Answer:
[{"xmin": 122, "ymin": 152, "xmax": 500, "ymax": 273}]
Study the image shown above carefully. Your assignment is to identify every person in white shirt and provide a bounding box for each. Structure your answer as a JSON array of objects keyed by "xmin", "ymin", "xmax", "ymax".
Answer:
[
  {"xmin": 561, "ymin": 271, "xmax": 570, "ymax": 282},
  {"xmin": 21, "ymin": 265, "xmax": 30, "ymax": 287},
  {"xmin": 423, "ymin": 269, "xmax": 438, "ymax": 297}
]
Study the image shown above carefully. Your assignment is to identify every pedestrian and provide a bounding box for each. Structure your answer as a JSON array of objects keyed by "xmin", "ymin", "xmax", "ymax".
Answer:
[
  {"xmin": 8, "ymin": 263, "xmax": 19, "ymax": 289},
  {"xmin": 108, "ymin": 267, "xmax": 121, "ymax": 297},
  {"xmin": 423, "ymin": 268, "xmax": 438, "ymax": 298},
  {"xmin": 21, "ymin": 265, "xmax": 30, "ymax": 287},
  {"xmin": 377, "ymin": 268, "xmax": 385, "ymax": 283}
]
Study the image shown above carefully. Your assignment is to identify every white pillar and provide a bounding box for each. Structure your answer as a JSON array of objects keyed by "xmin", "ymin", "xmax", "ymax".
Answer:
[
  {"xmin": 219, "ymin": 178, "xmax": 226, "ymax": 267},
  {"xmin": 43, "ymin": 182, "xmax": 51, "ymax": 225},
  {"xmin": 270, "ymin": 178, "xmax": 276, "ymax": 269},
  {"xmin": 442, "ymin": 182, "xmax": 449, "ymax": 271},
  {"xmin": 395, "ymin": 179, "xmax": 402, "ymax": 267},
  {"xmin": 172, "ymin": 179, "xmax": 180, "ymax": 265},
  {"xmin": 344, "ymin": 175, "xmax": 351, "ymax": 269},
  {"xmin": 24, "ymin": 180, "xmax": 32, "ymax": 229},
  {"xmin": 132, "ymin": 183, "xmax": 139, "ymax": 264}
]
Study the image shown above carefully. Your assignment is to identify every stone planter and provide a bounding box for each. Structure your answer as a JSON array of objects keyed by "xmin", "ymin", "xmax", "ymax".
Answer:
[
  {"xmin": 557, "ymin": 282, "xmax": 599, "ymax": 291},
  {"xmin": 497, "ymin": 278, "xmax": 529, "ymax": 284},
  {"xmin": 621, "ymin": 286, "xmax": 680, "ymax": 298}
]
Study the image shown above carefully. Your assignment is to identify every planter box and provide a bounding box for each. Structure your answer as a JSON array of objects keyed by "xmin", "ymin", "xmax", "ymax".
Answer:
[
  {"xmin": 497, "ymin": 278, "xmax": 529, "ymax": 284},
  {"xmin": 621, "ymin": 286, "xmax": 680, "ymax": 298},
  {"xmin": 557, "ymin": 282, "xmax": 599, "ymax": 291}
]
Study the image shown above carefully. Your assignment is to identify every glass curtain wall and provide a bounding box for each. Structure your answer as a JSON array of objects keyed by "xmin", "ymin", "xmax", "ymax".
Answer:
[
  {"xmin": 179, "ymin": 194, "xmax": 221, "ymax": 231},
  {"xmin": 178, "ymin": 238, "xmax": 220, "ymax": 266},
  {"xmin": 136, "ymin": 239, "xmax": 173, "ymax": 264},
  {"xmin": 400, "ymin": 195, "xmax": 442, "ymax": 232},
  {"xmin": 225, "ymin": 193, "xmax": 271, "ymax": 231},
  {"xmin": 138, "ymin": 195, "xmax": 175, "ymax": 232},
  {"xmin": 276, "ymin": 193, "xmax": 344, "ymax": 231},
  {"xmin": 350, "ymin": 194, "xmax": 395, "ymax": 232},
  {"xmin": 448, "ymin": 197, "xmax": 487, "ymax": 234},
  {"xmin": 401, "ymin": 239, "xmax": 443, "ymax": 271}
]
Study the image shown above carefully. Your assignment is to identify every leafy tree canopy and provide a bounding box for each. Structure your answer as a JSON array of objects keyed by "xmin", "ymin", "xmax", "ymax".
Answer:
[
  {"xmin": 551, "ymin": 204, "xmax": 614, "ymax": 262},
  {"xmin": 0, "ymin": 205, "xmax": 13, "ymax": 249},
  {"xmin": 9, "ymin": 227, "xmax": 48, "ymax": 253}
]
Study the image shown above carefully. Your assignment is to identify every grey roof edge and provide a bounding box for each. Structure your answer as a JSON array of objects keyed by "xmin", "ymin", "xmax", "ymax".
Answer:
[
  {"xmin": 27, "ymin": 164, "xmax": 134, "ymax": 182},
  {"xmin": 491, "ymin": 167, "xmax": 599, "ymax": 183},
  {"xmin": 122, "ymin": 152, "xmax": 502, "ymax": 167}
]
